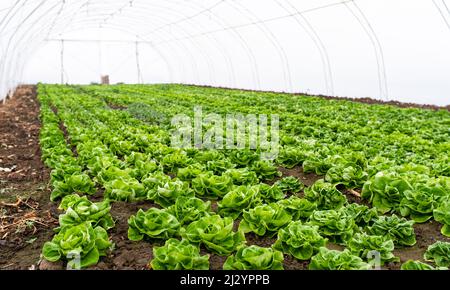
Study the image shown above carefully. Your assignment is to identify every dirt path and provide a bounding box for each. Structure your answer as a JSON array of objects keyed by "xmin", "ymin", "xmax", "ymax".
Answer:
[{"xmin": 0, "ymin": 86, "xmax": 58, "ymax": 270}]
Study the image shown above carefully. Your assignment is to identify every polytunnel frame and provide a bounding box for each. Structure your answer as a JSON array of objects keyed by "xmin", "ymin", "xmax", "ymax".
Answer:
[
  {"xmin": 1, "ymin": 0, "xmax": 351, "ymax": 99},
  {"xmin": 0, "ymin": 0, "xmax": 262, "ymax": 91},
  {"xmin": 1, "ymin": 0, "xmax": 450, "ymax": 102}
]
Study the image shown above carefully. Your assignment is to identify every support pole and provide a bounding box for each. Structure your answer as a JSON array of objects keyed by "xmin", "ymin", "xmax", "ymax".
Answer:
[
  {"xmin": 135, "ymin": 41, "xmax": 142, "ymax": 84},
  {"xmin": 60, "ymin": 39, "xmax": 64, "ymax": 84}
]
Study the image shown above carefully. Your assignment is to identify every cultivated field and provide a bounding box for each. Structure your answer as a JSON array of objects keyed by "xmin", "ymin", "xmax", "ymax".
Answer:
[{"xmin": 1, "ymin": 84, "xmax": 449, "ymax": 270}]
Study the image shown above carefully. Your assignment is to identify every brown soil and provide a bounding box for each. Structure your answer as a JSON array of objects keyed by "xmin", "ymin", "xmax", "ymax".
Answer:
[
  {"xmin": 0, "ymin": 85, "xmax": 58, "ymax": 270},
  {"xmin": 0, "ymin": 86, "xmax": 448, "ymax": 271}
]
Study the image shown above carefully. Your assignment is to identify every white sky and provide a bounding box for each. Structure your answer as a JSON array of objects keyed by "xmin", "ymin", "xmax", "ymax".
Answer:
[{"xmin": 1, "ymin": 0, "xmax": 449, "ymax": 105}]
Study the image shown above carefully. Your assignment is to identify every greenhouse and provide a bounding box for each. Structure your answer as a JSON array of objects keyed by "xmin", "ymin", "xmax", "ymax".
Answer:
[{"xmin": 0, "ymin": 0, "xmax": 450, "ymax": 274}]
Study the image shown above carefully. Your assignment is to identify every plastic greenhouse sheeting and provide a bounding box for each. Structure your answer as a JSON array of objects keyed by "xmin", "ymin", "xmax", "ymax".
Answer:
[{"xmin": 0, "ymin": 0, "xmax": 449, "ymax": 105}]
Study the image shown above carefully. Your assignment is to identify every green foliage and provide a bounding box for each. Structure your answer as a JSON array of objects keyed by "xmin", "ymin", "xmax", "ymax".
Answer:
[
  {"xmin": 277, "ymin": 147, "xmax": 308, "ymax": 169},
  {"xmin": 42, "ymin": 222, "xmax": 113, "ymax": 269},
  {"xmin": 218, "ymin": 185, "xmax": 262, "ymax": 219},
  {"xmin": 128, "ymin": 208, "xmax": 180, "ymax": 241},
  {"xmin": 433, "ymin": 199, "xmax": 450, "ymax": 237},
  {"xmin": 150, "ymin": 239, "xmax": 210, "ymax": 270},
  {"xmin": 104, "ymin": 178, "xmax": 146, "ymax": 202},
  {"xmin": 240, "ymin": 203, "xmax": 292, "ymax": 236},
  {"xmin": 424, "ymin": 241, "xmax": 450, "ymax": 268},
  {"xmin": 183, "ymin": 215, "xmax": 245, "ymax": 256},
  {"xmin": 228, "ymin": 149, "xmax": 259, "ymax": 167},
  {"xmin": 58, "ymin": 194, "xmax": 115, "ymax": 230},
  {"xmin": 167, "ymin": 196, "xmax": 211, "ymax": 225},
  {"xmin": 366, "ymin": 215, "xmax": 416, "ymax": 246},
  {"xmin": 205, "ymin": 158, "xmax": 235, "ymax": 175},
  {"xmin": 277, "ymin": 196, "xmax": 317, "ymax": 220},
  {"xmin": 304, "ymin": 179, "xmax": 347, "ymax": 210},
  {"xmin": 223, "ymin": 246, "xmax": 284, "ymax": 270},
  {"xmin": 224, "ymin": 168, "xmax": 259, "ymax": 185},
  {"xmin": 347, "ymin": 233, "xmax": 399, "ymax": 265},
  {"xmin": 401, "ymin": 260, "xmax": 447, "ymax": 270},
  {"xmin": 309, "ymin": 247, "xmax": 371, "ymax": 270},
  {"xmin": 250, "ymin": 160, "xmax": 281, "ymax": 181},
  {"xmin": 273, "ymin": 221, "xmax": 327, "ymax": 260},
  {"xmin": 150, "ymin": 179, "xmax": 194, "ymax": 208},
  {"xmin": 51, "ymin": 173, "xmax": 96, "ymax": 201},
  {"xmin": 274, "ymin": 176, "xmax": 304, "ymax": 193},
  {"xmin": 325, "ymin": 163, "xmax": 368, "ymax": 188},
  {"xmin": 340, "ymin": 204, "xmax": 378, "ymax": 227},
  {"xmin": 177, "ymin": 164, "xmax": 206, "ymax": 181},
  {"xmin": 308, "ymin": 209, "xmax": 356, "ymax": 244},
  {"xmin": 400, "ymin": 183, "xmax": 448, "ymax": 223},
  {"xmin": 160, "ymin": 151, "xmax": 191, "ymax": 173},
  {"xmin": 192, "ymin": 172, "xmax": 233, "ymax": 198},
  {"xmin": 362, "ymin": 172, "xmax": 412, "ymax": 214},
  {"xmin": 257, "ymin": 184, "xmax": 285, "ymax": 202}
]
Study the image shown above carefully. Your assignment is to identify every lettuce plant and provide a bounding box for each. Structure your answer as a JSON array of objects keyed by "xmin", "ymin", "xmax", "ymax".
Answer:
[
  {"xmin": 130, "ymin": 159, "xmax": 160, "ymax": 180},
  {"xmin": 160, "ymin": 151, "xmax": 191, "ymax": 173},
  {"xmin": 257, "ymin": 184, "xmax": 285, "ymax": 202},
  {"xmin": 433, "ymin": 199, "xmax": 450, "ymax": 237},
  {"xmin": 50, "ymin": 165, "xmax": 82, "ymax": 183},
  {"xmin": 325, "ymin": 163, "xmax": 368, "ymax": 188},
  {"xmin": 224, "ymin": 168, "xmax": 259, "ymax": 185},
  {"xmin": 128, "ymin": 208, "xmax": 181, "ymax": 241},
  {"xmin": 308, "ymin": 209, "xmax": 356, "ymax": 244},
  {"xmin": 400, "ymin": 184, "xmax": 447, "ymax": 223},
  {"xmin": 42, "ymin": 222, "xmax": 113, "ymax": 269},
  {"xmin": 193, "ymin": 150, "xmax": 224, "ymax": 163},
  {"xmin": 218, "ymin": 185, "xmax": 262, "ymax": 219},
  {"xmin": 340, "ymin": 204, "xmax": 378, "ymax": 227},
  {"xmin": 167, "ymin": 196, "xmax": 211, "ymax": 225},
  {"xmin": 309, "ymin": 247, "xmax": 371, "ymax": 270},
  {"xmin": 304, "ymin": 179, "xmax": 347, "ymax": 210},
  {"xmin": 104, "ymin": 178, "xmax": 146, "ymax": 202},
  {"xmin": 250, "ymin": 160, "xmax": 281, "ymax": 181},
  {"xmin": 177, "ymin": 164, "xmax": 206, "ymax": 181},
  {"xmin": 274, "ymin": 176, "xmax": 304, "ymax": 193},
  {"xmin": 366, "ymin": 215, "xmax": 416, "ymax": 246},
  {"xmin": 96, "ymin": 166, "xmax": 132, "ymax": 184},
  {"xmin": 150, "ymin": 179, "xmax": 194, "ymax": 208},
  {"xmin": 228, "ymin": 149, "xmax": 259, "ymax": 167},
  {"xmin": 183, "ymin": 215, "xmax": 245, "ymax": 256},
  {"xmin": 150, "ymin": 239, "xmax": 210, "ymax": 270},
  {"xmin": 192, "ymin": 172, "xmax": 233, "ymax": 198},
  {"xmin": 424, "ymin": 241, "xmax": 450, "ymax": 268},
  {"xmin": 273, "ymin": 221, "xmax": 327, "ymax": 260},
  {"xmin": 239, "ymin": 203, "xmax": 292, "ymax": 236},
  {"xmin": 362, "ymin": 172, "xmax": 412, "ymax": 213},
  {"xmin": 277, "ymin": 196, "xmax": 317, "ymax": 220},
  {"xmin": 277, "ymin": 147, "xmax": 308, "ymax": 169},
  {"xmin": 401, "ymin": 260, "xmax": 447, "ymax": 270},
  {"xmin": 142, "ymin": 172, "xmax": 171, "ymax": 197},
  {"xmin": 223, "ymin": 246, "xmax": 284, "ymax": 270},
  {"xmin": 347, "ymin": 233, "xmax": 399, "ymax": 265},
  {"xmin": 51, "ymin": 173, "xmax": 96, "ymax": 201},
  {"xmin": 205, "ymin": 158, "xmax": 235, "ymax": 175},
  {"xmin": 58, "ymin": 194, "xmax": 115, "ymax": 230}
]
